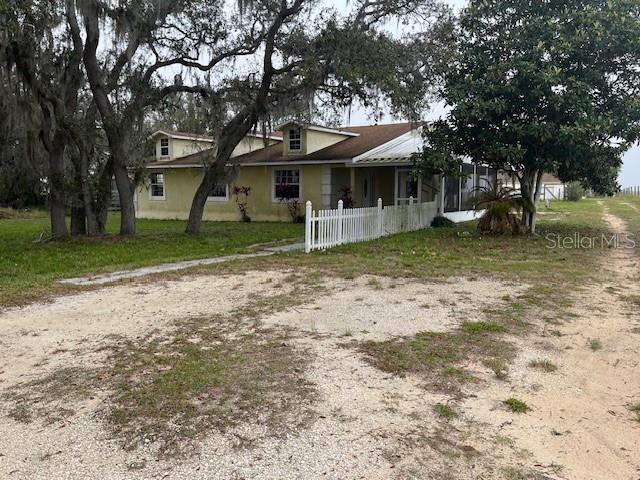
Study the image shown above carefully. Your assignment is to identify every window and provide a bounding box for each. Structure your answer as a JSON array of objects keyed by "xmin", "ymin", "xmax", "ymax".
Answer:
[
  {"xmin": 460, "ymin": 164, "xmax": 475, "ymax": 210},
  {"xmin": 274, "ymin": 169, "xmax": 300, "ymax": 200},
  {"xmin": 288, "ymin": 128, "xmax": 301, "ymax": 151},
  {"xmin": 421, "ymin": 174, "xmax": 439, "ymax": 203},
  {"xmin": 207, "ymin": 181, "xmax": 228, "ymax": 201},
  {"xmin": 443, "ymin": 175, "xmax": 460, "ymax": 212},
  {"xmin": 149, "ymin": 172, "xmax": 165, "ymax": 199},
  {"xmin": 160, "ymin": 137, "xmax": 169, "ymax": 157},
  {"xmin": 396, "ymin": 168, "xmax": 418, "ymax": 204}
]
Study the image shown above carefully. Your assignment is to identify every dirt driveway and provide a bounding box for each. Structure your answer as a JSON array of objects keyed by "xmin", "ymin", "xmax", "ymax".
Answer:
[{"xmin": 0, "ymin": 212, "xmax": 638, "ymax": 480}]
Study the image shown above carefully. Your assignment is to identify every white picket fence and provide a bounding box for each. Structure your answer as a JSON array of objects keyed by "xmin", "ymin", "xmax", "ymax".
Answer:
[
  {"xmin": 304, "ymin": 198, "xmax": 437, "ymax": 253},
  {"xmin": 619, "ymin": 186, "xmax": 640, "ymax": 197}
]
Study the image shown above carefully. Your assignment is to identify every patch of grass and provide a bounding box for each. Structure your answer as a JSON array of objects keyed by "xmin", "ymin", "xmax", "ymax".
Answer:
[
  {"xmin": 2, "ymin": 287, "xmax": 317, "ymax": 455},
  {"xmin": 528, "ymin": 359, "xmax": 558, "ymax": 372},
  {"xmin": 434, "ymin": 403, "xmax": 457, "ymax": 420},
  {"xmin": 108, "ymin": 329, "xmax": 314, "ymax": 453},
  {"xmin": 3, "ymin": 366, "xmax": 100, "ymax": 424},
  {"xmin": 589, "ymin": 339, "xmax": 603, "ymax": 351},
  {"xmin": 627, "ymin": 402, "xmax": 640, "ymax": 422},
  {"xmin": 357, "ymin": 325, "xmax": 514, "ymax": 395},
  {"xmin": 0, "ymin": 213, "xmax": 302, "ymax": 307},
  {"xmin": 484, "ymin": 358, "xmax": 509, "ymax": 380},
  {"xmin": 462, "ymin": 321, "xmax": 507, "ymax": 334},
  {"xmin": 503, "ymin": 398, "xmax": 531, "ymax": 413}
]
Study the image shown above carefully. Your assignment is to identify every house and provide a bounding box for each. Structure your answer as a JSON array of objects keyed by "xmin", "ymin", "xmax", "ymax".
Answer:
[
  {"xmin": 499, "ymin": 172, "xmax": 566, "ymax": 200},
  {"xmin": 136, "ymin": 123, "xmax": 497, "ymax": 222}
]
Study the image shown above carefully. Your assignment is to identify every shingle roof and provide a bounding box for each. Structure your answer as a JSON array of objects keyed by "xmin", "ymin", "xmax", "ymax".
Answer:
[
  {"xmin": 234, "ymin": 123, "xmax": 413, "ymax": 164},
  {"xmin": 147, "ymin": 123, "xmax": 413, "ymax": 168}
]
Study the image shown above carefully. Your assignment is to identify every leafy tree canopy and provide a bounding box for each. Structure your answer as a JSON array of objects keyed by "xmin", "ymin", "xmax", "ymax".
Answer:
[{"xmin": 416, "ymin": 0, "xmax": 640, "ymax": 231}]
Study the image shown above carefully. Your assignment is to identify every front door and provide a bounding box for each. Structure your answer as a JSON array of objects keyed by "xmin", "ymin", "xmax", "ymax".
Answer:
[{"xmin": 361, "ymin": 171, "xmax": 375, "ymax": 207}]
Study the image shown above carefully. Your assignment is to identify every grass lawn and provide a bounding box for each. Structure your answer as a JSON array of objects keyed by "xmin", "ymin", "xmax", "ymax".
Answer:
[
  {"xmin": 0, "ymin": 210, "xmax": 303, "ymax": 307},
  {"xmin": 261, "ymin": 198, "xmax": 608, "ymax": 286},
  {"xmin": 0, "ymin": 199, "xmax": 607, "ymax": 309},
  {"xmin": 603, "ymin": 195, "xmax": 640, "ymax": 232}
]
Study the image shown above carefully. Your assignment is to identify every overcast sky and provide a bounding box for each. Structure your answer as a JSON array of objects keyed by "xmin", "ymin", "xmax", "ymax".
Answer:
[{"xmin": 333, "ymin": 0, "xmax": 639, "ymax": 187}]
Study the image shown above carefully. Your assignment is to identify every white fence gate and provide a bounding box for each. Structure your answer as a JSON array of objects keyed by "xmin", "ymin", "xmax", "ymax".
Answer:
[{"xmin": 305, "ymin": 198, "xmax": 437, "ymax": 253}]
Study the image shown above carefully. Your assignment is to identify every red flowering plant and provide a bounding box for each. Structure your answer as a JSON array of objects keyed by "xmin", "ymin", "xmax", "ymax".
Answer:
[
  {"xmin": 232, "ymin": 185, "xmax": 251, "ymax": 222},
  {"xmin": 275, "ymin": 183, "xmax": 303, "ymax": 222}
]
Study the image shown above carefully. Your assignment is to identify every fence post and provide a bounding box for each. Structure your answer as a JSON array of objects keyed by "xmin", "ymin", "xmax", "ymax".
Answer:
[
  {"xmin": 305, "ymin": 201, "xmax": 312, "ymax": 253},
  {"xmin": 337, "ymin": 200, "xmax": 344, "ymax": 244},
  {"xmin": 409, "ymin": 196, "xmax": 414, "ymax": 230},
  {"xmin": 377, "ymin": 198, "xmax": 383, "ymax": 237}
]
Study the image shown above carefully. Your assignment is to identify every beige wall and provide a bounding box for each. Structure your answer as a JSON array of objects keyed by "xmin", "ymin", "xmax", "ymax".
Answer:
[
  {"xmin": 280, "ymin": 123, "xmax": 351, "ymax": 156},
  {"xmin": 137, "ymin": 164, "xmax": 325, "ymax": 222},
  {"xmin": 155, "ymin": 135, "xmax": 277, "ymax": 161}
]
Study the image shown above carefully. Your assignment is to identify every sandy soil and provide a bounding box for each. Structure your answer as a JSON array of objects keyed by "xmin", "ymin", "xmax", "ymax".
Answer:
[
  {"xmin": 460, "ymin": 208, "xmax": 640, "ymax": 479},
  {"xmin": 0, "ymin": 210, "xmax": 638, "ymax": 479}
]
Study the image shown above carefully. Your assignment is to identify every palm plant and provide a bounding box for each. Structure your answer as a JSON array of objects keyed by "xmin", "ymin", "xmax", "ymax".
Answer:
[{"xmin": 473, "ymin": 182, "xmax": 532, "ymax": 235}]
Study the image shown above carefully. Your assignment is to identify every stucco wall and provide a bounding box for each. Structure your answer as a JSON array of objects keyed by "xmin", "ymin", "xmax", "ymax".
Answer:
[
  {"xmin": 137, "ymin": 164, "xmax": 325, "ymax": 222},
  {"xmin": 154, "ymin": 136, "xmax": 276, "ymax": 161}
]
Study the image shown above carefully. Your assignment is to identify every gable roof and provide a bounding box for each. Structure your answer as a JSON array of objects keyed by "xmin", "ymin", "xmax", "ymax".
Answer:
[
  {"xmin": 147, "ymin": 122, "xmax": 414, "ymax": 168},
  {"xmin": 150, "ymin": 129, "xmax": 283, "ymax": 142},
  {"xmin": 232, "ymin": 122, "xmax": 413, "ymax": 165},
  {"xmin": 278, "ymin": 122, "xmax": 361, "ymax": 137}
]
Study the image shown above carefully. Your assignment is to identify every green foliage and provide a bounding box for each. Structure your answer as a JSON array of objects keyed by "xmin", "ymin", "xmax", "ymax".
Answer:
[
  {"xmin": 474, "ymin": 182, "xmax": 530, "ymax": 235},
  {"xmin": 434, "ymin": 403, "xmax": 457, "ymax": 420},
  {"xmin": 430, "ymin": 215, "xmax": 455, "ymax": 228},
  {"xmin": 0, "ymin": 213, "xmax": 302, "ymax": 306},
  {"xmin": 417, "ymin": 0, "xmax": 640, "ymax": 224},
  {"xmin": 565, "ymin": 182, "xmax": 585, "ymax": 202},
  {"xmin": 462, "ymin": 321, "xmax": 507, "ymax": 334},
  {"xmin": 503, "ymin": 398, "xmax": 531, "ymax": 413}
]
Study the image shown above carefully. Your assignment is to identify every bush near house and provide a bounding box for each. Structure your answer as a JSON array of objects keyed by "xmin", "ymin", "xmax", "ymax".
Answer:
[
  {"xmin": 566, "ymin": 182, "xmax": 584, "ymax": 202},
  {"xmin": 275, "ymin": 183, "xmax": 304, "ymax": 223}
]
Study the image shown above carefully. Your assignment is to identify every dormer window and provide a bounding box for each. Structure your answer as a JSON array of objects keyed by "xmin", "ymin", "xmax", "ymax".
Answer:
[
  {"xmin": 288, "ymin": 128, "xmax": 301, "ymax": 152},
  {"xmin": 160, "ymin": 137, "xmax": 170, "ymax": 157}
]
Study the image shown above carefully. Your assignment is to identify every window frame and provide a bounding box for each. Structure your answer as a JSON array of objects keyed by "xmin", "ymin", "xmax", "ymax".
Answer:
[
  {"xmin": 149, "ymin": 171, "xmax": 165, "ymax": 200},
  {"xmin": 288, "ymin": 128, "xmax": 302, "ymax": 152},
  {"xmin": 159, "ymin": 137, "xmax": 170, "ymax": 157},
  {"xmin": 206, "ymin": 181, "xmax": 229, "ymax": 202},
  {"xmin": 272, "ymin": 168, "xmax": 301, "ymax": 203}
]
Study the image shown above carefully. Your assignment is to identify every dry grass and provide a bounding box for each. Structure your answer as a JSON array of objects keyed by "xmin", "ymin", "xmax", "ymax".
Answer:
[
  {"xmin": 355, "ymin": 322, "xmax": 514, "ymax": 396},
  {"xmin": 528, "ymin": 359, "xmax": 558, "ymax": 372},
  {"xmin": 1, "ymin": 284, "xmax": 318, "ymax": 455}
]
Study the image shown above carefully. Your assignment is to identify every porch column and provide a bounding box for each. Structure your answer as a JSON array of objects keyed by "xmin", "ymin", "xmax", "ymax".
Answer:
[
  {"xmin": 350, "ymin": 167, "xmax": 356, "ymax": 198},
  {"xmin": 320, "ymin": 164, "xmax": 332, "ymax": 209}
]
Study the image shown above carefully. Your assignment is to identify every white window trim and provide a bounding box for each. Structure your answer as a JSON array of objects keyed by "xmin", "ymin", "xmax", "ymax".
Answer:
[
  {"xmin": 207, "ymin": 183, "xmax": 230, "ymax": 202},
  {"xmin": 288, "ymin": 128, "xmax": 302, "ymax": 153},
  {"xmin": 159, "ymin": 137, "xmax": 170, "ymax": 158},
  {"xmin": 149, "ymin": 172, "xmax": 166, "ymax": 201},
  {"xmin": 272, "ymin": 167, "xmax": 302, "ymax": 203}
]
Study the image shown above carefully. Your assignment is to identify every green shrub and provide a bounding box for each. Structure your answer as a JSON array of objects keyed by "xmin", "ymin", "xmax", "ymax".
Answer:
[
  {"xmin": 565, "ymin": 182, "xmax": 584, "ymax": 201},
  {"xmin": 503, "ymin": 398, "xmax": 531, "ymax": 413},
  {"xmin": 431, "ymin": 215, "xmax": 454, "ymax": 228}
]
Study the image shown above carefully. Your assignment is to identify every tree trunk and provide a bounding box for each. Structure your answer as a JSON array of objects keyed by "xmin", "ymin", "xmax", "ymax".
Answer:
[
  {"xmin": 112, "ymin": 158, "xmax": 136, "ymax": 235},
  {"xmin": 185, "ymin": 167, "xmax": 218, "ymax": 234},
  {"xmin": 70, "ymin": 204, "xmax": 87, "ymax": 235},
  {"xmin": 529, "ymin": 170, "xmax": 544, "ymax": 234},
  {"xmin": 48, "ymin": 143, "xmax": 68, "ymax": 239},
  {"xmin": 519, "ymin": 168, "xmax": 544, "ymax": 234},
  {"xmin": 95, "ymin": 157, "xmax": 113, "ymax": 235}
]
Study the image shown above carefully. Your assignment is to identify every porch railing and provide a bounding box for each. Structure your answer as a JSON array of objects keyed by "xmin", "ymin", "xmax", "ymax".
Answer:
[{"xmin": 304, "ymin": 198, "xmax": 438, "ymax": 253}]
